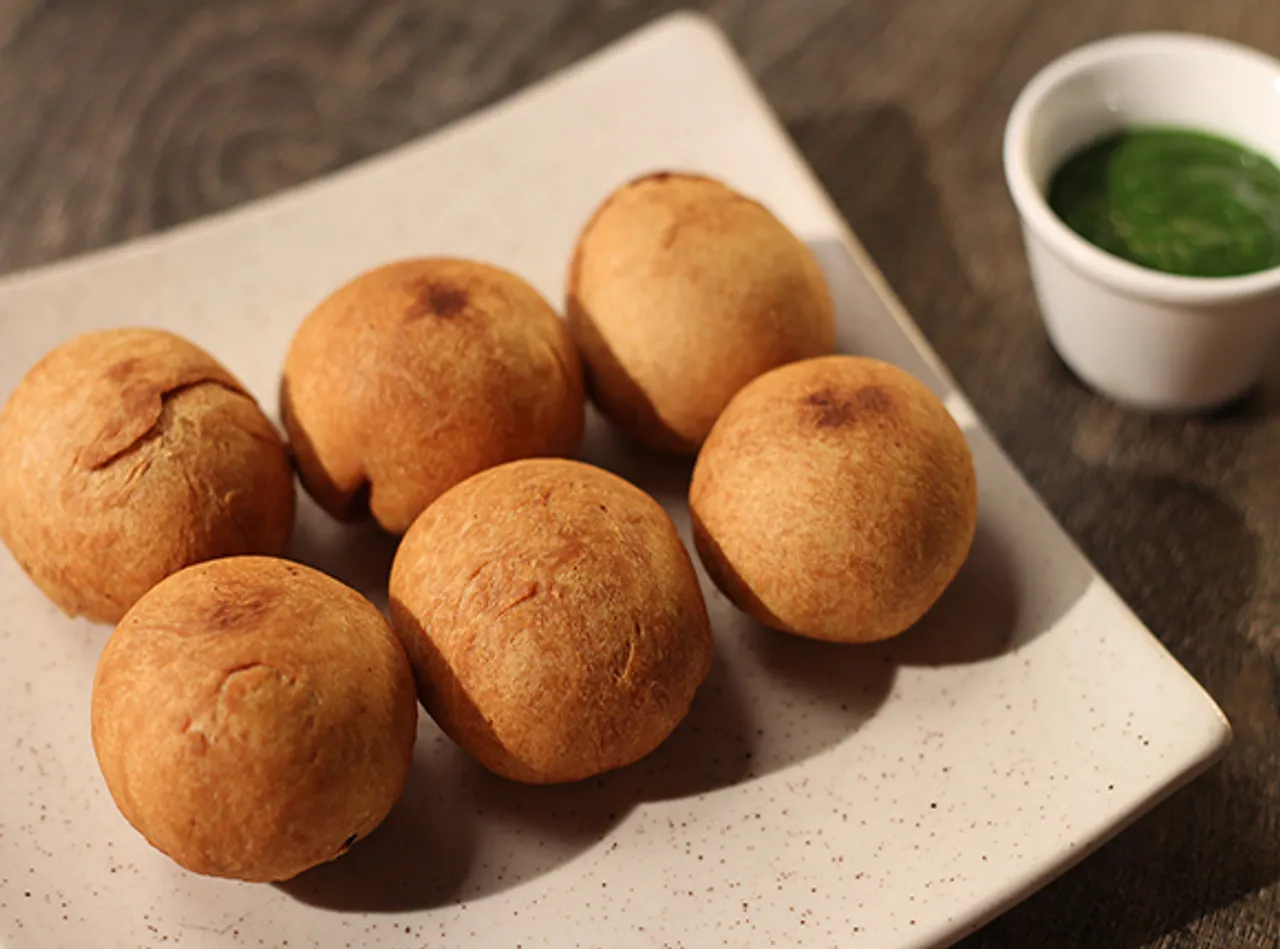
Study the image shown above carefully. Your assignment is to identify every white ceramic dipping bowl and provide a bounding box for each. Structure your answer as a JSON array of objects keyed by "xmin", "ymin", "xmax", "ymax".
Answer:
[{"xmin": 1004, "ymin": 33, "xmax": 1280, "ymax": 411}]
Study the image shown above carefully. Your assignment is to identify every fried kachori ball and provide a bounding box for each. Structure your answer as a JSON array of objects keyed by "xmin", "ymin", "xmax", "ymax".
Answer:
[
  {"xmin": 566, "ymin": 172, "xmax": 835, "ymax": 453},
  {"xmin": 0, "ymin": 328, "xmax": 294, "ymax": 623},
  {"xmin": 690, "ymin": 355, "xmax": 977, "ymax": 643},
  {"xmin": 91, "ymin": 556, "xmax": 418, "ymax": 882},
  {"xmin": 389, "ymin": 458, "xmax": 711, "ymax": 784},
  {"xmin": 281, "ymin": 258, "xmax": 584, "ymax": 534}
]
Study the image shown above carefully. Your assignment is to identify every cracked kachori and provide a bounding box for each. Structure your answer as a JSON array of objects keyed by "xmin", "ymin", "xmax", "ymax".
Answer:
[{"xmin": 0, "ymin": 328, "xmax": 294, "ymax": 623}]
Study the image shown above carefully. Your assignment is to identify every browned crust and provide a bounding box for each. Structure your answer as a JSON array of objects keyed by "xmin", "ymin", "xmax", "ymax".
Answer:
[
  {"xmin": 689, "ymin": 355, "xmax": 977, "ymax": 643},
  {"xmin": 565, "ymin": 172, "xmax": 836, "ymax": 454},
  {"xmin": 90, "ymin": 556, "xmax": 418, "ymax": 881},
  {"xmin": 281, "ymin": 258, "xmax": 585, "ymax": 534},
  {"xmin": 389, "ymin": 458, "xmax": 712, "ymax": 784},
  {"xmin": 0, "ymin": 329, "xmax": 295, "ymax": 623}
]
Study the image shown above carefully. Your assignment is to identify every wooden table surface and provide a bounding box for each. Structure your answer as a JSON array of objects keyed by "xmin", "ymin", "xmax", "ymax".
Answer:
[{"xmin": 2, "ymin": 2, "xmax": 1277, "ymax": 947}]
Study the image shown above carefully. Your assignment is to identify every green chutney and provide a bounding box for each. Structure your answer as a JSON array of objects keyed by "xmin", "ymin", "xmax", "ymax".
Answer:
[{"xmin": 1046, "ymin": 127, "xmax": 1280, "ymax": 278}]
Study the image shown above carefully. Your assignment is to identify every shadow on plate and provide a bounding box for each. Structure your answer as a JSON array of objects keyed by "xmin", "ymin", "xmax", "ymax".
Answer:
[
  {"xmin": 883, "ymin": 519, "xmax": 1020, "ymax": 667},
  {"xmin": 576, "ymin": 406, "xmax": 693, "ymax": 506},
  {"xmin": 731, "ymin": 611, "xmax": 897, "ymax": 775},
  {"xmin": 282, "ymin": 602, "xmax": 901, "ymax": 913},
  {"xmin": 286, "ymin": 493, "xmax": 400, "ymax": 612},
  {"xmin": 280, "ymin": 640, "xmax": 766, "ymax": 912},
  {"xmin": 897, "ymin": 430, "xmax": 1094, "ymax": 663},
  {"xmin": 276, "ymin": 729, "xmax": 474, "ymax": 912}
]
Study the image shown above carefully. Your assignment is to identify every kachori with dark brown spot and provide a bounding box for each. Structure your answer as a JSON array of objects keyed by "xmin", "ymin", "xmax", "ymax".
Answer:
[
  {"xmin": 689, "ymin": 355, "xmax": 977, "ymax": 643},
  {"xmin": 281, "ymin": 258, "xmax": 585, "ymax": 534}
]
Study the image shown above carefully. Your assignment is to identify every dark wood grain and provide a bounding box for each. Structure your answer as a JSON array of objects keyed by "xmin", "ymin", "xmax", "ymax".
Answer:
[{"xmin": 2, "ymin": 2, "xmax": 1278, "ymax": 947}]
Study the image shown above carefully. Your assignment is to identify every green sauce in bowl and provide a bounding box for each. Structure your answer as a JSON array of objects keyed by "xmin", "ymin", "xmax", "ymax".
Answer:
[{"xmin": 1047, "ymin": 127, "xmax": 1280, "ymax": 278}]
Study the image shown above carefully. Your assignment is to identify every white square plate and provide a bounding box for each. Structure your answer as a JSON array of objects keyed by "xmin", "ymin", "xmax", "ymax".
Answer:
[{"xmin": 0, "ymin": 12, "xmax": 1230, "ymax": 949}]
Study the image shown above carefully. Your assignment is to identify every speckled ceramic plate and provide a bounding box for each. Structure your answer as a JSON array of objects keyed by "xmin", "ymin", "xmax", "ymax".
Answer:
[{"xmin": 0, "ymin": 12, "xmax": 1230, "ymax": 949}]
